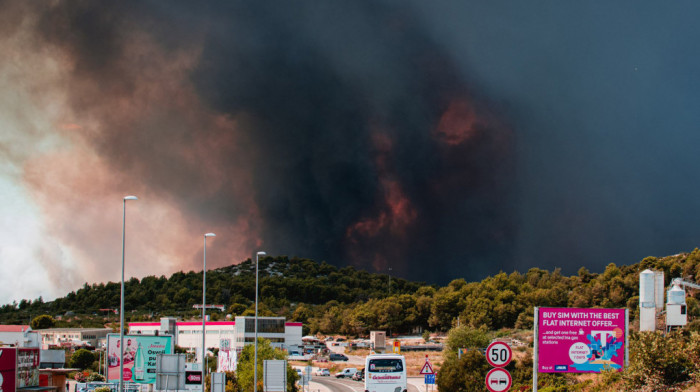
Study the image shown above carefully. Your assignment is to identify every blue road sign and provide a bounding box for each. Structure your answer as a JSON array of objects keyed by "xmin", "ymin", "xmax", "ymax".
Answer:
[{"xmin": 425, "ymin": 374, "xmax": 436, "ymax": 384}]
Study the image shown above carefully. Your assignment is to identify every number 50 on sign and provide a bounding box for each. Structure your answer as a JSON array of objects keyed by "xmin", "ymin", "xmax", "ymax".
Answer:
[{"xmin": 486, "ymin": 341, "xmax": 512, "ymax": 368}]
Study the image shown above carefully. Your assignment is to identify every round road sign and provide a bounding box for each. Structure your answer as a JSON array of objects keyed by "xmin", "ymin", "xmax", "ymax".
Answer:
[
  {"xmin": 486, "ymin": 341, "xmax": 512, "ymax": 368},
  {"xmin": 485, "ymin": 368, "xmax": 512, "ymax": 392}
]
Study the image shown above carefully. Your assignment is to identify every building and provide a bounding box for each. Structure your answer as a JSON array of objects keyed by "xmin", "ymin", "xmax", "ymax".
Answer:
[
  {"xmin": 37, "ymin": 328, "xmax": 113, "ymax": 349},
  {"xmin": 231, "ymin": 316, "xmax": 302, "ymax": 354},
  {"xmin": 129, "ymin": 317, "xmax": 302, "ymax": 361},
  {"xmin": 0, "ymin": 325, "xmax": 41, "ymax": 347}
]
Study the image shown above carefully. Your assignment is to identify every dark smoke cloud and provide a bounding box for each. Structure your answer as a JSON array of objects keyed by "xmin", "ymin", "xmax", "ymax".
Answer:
[
  {"xmin": 186, "ymin": 3, "xmax": 515, "ymax": 281},
  {"xmin": 19, "ymin": 1, "xmax": 514, "ymax": 284},
  {"xmin": 409, "ymin": 1, "xmax": 700, "ymax": 274}
]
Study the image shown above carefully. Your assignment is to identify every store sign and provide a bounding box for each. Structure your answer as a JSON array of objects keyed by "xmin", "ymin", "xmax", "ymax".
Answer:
[
  {"xmin": 17, "ymin": 348, "xmax": 40, "ymax": 388},
  {"xmin": 107, "ymin": 334, "xmax": 173, "ymax": 384},
  {"xmin": 537, "ymin": 308, "xmax": 626, "ymax": 373},
  {"xmin": 0, "ymin": 348, "xmax": 17, "ymax": 392}
]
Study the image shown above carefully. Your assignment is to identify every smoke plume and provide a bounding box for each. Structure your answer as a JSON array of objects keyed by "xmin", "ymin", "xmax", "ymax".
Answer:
[{"xmin": 0, "ymin": 1, "xmax": 515, "ymax": 294}]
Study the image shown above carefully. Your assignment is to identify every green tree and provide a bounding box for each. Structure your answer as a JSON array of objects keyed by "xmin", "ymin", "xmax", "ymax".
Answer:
[
  {"xmin": 624, "ymin": 331, "xmax": 695, "ymax": 389},
  {"xmin": 437, "ymin": 350, "xmax": 489, "ymax": 392},
  {"xmin": 235, "ymin": 339, "xmax": 297, "ymax": 392},
  {"xmin": 223, "ymin": 371, "xmax": 241, "ymax": 392},
  {"xmin": 69, "ymin": 349, "xmax": 95, "ymax": 370},
  {"xmin": 31, "ymin": 314, "xmax": 56, "ymax": 329},
  {"xmin": 445, "ymin": 326, "xmax": 490, "ymax": 355}
]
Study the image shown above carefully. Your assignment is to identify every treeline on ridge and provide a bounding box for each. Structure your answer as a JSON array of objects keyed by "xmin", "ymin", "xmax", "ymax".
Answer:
[{"xmin": 3, "ymin": 250, "xmax": 700, "ymax": 335}]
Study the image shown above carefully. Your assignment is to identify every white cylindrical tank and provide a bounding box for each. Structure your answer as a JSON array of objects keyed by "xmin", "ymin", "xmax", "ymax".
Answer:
[
  {"xmin": 666, "ymin": 283, "xmax": 688, "ymax": 328},
  {"xmin": 654, "ymin": 270, "xmax": 665, "ymax": 311},
  {"xmin": 667, "ymin": 284, "xmax": 686, "ymax": 305},
  {"xmin": 639, "ymin": 307, "xmax": 656, "ymax": 331},
  {"xmin": 639, "ymin": 269, "xmax": 655, "ymax": 308}
]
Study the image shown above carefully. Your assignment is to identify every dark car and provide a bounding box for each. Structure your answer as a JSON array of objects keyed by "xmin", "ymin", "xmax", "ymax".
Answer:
[{"xmin": 329, "ymin": 353, "xmax": 348, "ymax": 361}]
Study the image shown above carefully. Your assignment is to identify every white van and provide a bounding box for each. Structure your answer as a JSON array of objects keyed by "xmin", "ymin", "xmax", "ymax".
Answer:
[
  {"xmin": 364, "ymin": 354, "xmax": 407, "ymax": 392},
  {"xmin": 335, "ymin": 368, "xmax": 358, "ymax": 378}
]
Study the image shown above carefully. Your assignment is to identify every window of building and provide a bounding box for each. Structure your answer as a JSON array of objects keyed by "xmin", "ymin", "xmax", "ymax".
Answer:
[
  {"xmin": 244, "ymin": 337, "xmax": 285, "ymax": 343},
  {"xmin": 244, "ymin": 319, "xmax": 284, "ymax": 333}
]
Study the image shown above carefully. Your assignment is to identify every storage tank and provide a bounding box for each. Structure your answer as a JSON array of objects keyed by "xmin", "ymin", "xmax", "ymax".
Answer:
[
  {"xmin": 667, "ymin": 284, "xmax": 686, "ymax": 305},
  {"xmin": 666, "ymin": 283, "xmax": 687, "ymax": 330},
  {"xmin": 639, "ymin": 269, "xmax": 657, "ymax": 331},
  {"xmin": 654, "ymin": 270, "xmax": 665, "ymax": 311},
  {"xmin": 639, "ymin": 269, "xmax": 655, "ymax": 308}
]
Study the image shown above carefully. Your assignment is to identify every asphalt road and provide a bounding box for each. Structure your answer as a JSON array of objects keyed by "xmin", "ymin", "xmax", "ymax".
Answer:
[{"xmin": 312, "ymin": 376, "xmax": 422, "ymax": 392}]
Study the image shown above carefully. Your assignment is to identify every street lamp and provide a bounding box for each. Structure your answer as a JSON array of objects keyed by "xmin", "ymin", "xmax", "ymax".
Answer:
[
  {"xmin": 253, "ymin": 251, "xmax": 266, "ymax": 392},
  {"xmin": 388, "ymin": 266, "xmax": 392, "ymax": 295},
  {"xmin": 119, "ymin": 195, "xmax": 138, "ymax": 392},
  {"xmin": 202, "ymin": 233, "xmax": 216, "ymax": 392}
]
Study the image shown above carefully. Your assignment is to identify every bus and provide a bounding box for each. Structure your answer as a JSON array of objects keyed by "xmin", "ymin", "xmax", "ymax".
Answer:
[{"xmin": 364, "ymin": 354, "xmax": 407, "ymax": 392}]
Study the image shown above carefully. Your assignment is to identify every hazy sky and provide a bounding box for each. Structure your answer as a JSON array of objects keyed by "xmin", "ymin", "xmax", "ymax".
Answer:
[{"xmin": 1, "ymin": 1, "xmax": 700, "ymax": 305}]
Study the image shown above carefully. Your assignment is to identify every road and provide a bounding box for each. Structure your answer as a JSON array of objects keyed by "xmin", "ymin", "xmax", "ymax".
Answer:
[
  {"xmin": 309, "ymin": 376, "xmax": 423, "ymax": 392},
  {"xmin": 301, "ymin": 342, "xmax": 436, "ymax": 392}
]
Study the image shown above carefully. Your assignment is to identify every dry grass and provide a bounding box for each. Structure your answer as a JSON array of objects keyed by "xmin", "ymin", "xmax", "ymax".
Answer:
[{"xmin": 403, "ymin": 351, "xmax": 443, "ymax": 376}]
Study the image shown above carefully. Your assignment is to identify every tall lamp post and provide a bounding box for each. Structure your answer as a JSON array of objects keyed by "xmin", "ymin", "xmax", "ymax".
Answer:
[
  {"xmin": 253, "ymin": 251, "xmax": 266, "ymax": 392},
  {"xmin": 119, "ymin": 195, "xmax": 138, "ymax": 392},
  {"xmin": 202, "ymin": 233, "xmax": 216, "ymax": 392}
]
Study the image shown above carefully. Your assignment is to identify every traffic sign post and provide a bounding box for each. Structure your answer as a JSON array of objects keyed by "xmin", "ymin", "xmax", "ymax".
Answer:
[
  {"xmin": 485, "ymin": 368, "xmax": 512, "ymax": 392},
  {"xmin": 420, "ymin": 356, "xmax": 435, "ymax": 392},
  {"xmin": 419, "ymin": 356, "xmax": 435, "ymax": 375},
  {"xmin": 485, "ymin": 341, "xmax": 512, "ymax": 391},
  {"xmin": 486, "ymin": 341, "xmax": 512, "ymax": 368}
]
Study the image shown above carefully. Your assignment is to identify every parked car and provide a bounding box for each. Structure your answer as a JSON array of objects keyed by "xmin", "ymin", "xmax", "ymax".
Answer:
[
  {"xmin": 314, "ymin": 368, "xmax": 330, "ymax": 376},
  {"xmin": 295, "ymin": 369, "xmax": 303, "ymax": 378},
  {"xmin": 352, "ymin": 368, "xmax": 365, "ymax": 381},
  {"xmin": 335, "ymin": 368, "xmax": 358, "ymax": 378},
  {"xmin": 329, "ymin": 353, "xmax": 348, "ymax": 361}
]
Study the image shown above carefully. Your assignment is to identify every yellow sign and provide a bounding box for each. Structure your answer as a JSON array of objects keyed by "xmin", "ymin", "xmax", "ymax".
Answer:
[{"xmin": 393, "ymin": 340, "xmax": 401, "ymax": 354}]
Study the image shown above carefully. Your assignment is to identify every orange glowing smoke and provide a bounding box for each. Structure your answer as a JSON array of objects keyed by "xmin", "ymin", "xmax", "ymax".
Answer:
[
  {"xmin": 345, "ymin": 131, "xmax": 417, "ymax": 272},
  {"xmin": 435, "ymin": 99, "xmax": 478, "ymax": 145}
]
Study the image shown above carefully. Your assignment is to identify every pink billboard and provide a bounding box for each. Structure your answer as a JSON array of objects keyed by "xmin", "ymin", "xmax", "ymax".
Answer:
[{"xmin": 536, "ymin": 307, "xmax": 627, "ymax": 373}]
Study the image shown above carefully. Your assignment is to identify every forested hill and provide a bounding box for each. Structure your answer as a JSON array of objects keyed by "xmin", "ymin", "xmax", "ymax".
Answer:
[
  {"xmin": 3, "ymin": 250, "xmax": 700, "ymax": 335},
  {"xmin": 0, "ymin": 256, "xmax": 424, "ymax": 326}
]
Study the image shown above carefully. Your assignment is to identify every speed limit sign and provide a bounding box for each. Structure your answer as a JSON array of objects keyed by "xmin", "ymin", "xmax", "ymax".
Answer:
[{"xmin": 486, "ymin": 341, "xmax": 512, "ymax": 368}]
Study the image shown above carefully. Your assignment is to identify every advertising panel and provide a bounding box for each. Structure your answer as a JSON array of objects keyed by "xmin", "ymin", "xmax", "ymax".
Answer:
[
  {"xmin": 537, "ymin": 307, "xmax": 626, "ymax": 373},
  {"xmin": 0, "ymin": 348, "xmax": 16, "ymax": 392},
  {"xmin": 184, "ymin": 363, "xmax": 202, "ymax": 392},
  {"xmin": 216, "ymin": 350, "xmax": 236, "ymax": 373},
  {"xmin": 107, "ymin": 334, "xmax": 173, "ymax": 384},
  {"xmin": 17, "ymin": 348, "xmax": 40, "ymax": 388}
]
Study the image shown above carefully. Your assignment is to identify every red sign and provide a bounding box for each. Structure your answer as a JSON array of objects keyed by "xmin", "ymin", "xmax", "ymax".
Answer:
[
  {"xmin": 486, "ymin": 342, "xmax": 512, "ymax": 368},
  {"xmin": 419, "ymin": 358, "xmax": 434, "ymax": 375},
  {"xmin": 185, "ymin": 371, "xmax": 202, "ymax": 384},
  {"xmin": 485, "ymin": 368, "xmax": 512, "ymax": 392},
  {"xmin": 0, "ymin": 348, "xmax": 17, "ymax": 392}
]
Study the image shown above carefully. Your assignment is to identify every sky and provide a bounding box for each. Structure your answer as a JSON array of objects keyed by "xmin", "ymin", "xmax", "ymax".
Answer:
[{"xmin": 1, "ymin": 1, "xmax": 700, "ymax": 304}]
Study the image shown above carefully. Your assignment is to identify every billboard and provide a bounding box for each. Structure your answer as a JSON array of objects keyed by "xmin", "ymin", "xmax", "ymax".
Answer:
[
  {"xmin": 107, "ymin": 334, "xmax": 173, "ymax": 384},
  {"xmin": 536, "ymin": 307, "xmax": 627, "ymax": 373},
  {"xmin": 0, "ymin": 348, "xmax": 17, "ymax": 392},
  {"xmin": 0, "ymin": 348, "xmax": 40, "ymax": 392},
  {"xmin": 17, "ymin": 348, "xmax": 40, "ymax": 388}
]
